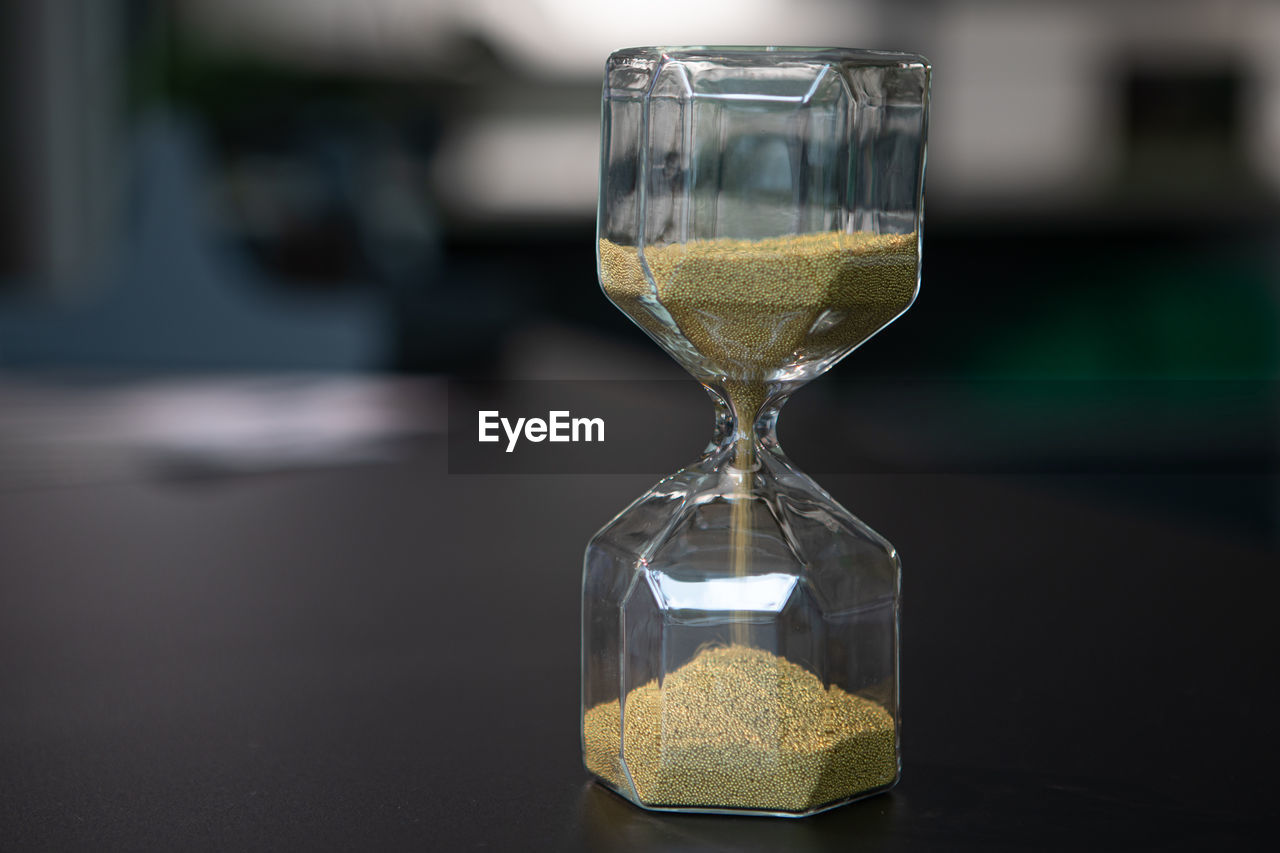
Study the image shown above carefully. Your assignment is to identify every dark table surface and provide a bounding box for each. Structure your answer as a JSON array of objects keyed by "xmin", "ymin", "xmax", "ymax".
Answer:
[{"xmin": 0, "ymin": 376, "xmax": 1275, "ymax": 851}]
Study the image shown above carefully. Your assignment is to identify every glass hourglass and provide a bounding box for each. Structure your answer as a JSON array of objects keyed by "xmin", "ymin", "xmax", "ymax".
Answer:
[{"xmin": 582, "ymin": 46, "xmax": 930, "ymax": 817}]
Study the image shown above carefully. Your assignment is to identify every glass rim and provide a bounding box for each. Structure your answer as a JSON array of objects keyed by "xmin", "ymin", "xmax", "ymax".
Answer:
[{"xmin": 608, "ymin": 45, "xmax": 930, "ymax": 70}]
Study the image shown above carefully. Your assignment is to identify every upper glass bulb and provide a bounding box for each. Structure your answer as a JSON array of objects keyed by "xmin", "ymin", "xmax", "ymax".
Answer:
[{"xmin": 598, "ymin": 46, "xmax": 930, "ymax": 426}]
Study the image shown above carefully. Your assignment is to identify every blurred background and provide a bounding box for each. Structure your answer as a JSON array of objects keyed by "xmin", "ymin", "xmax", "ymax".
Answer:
[
  {"xmin": 0, "ymin": 0, "xmax": 1276, "ymax": 506},
  {"xmin": 1, "ymin": 5, "xmax": 1277, "ymax": 847}
]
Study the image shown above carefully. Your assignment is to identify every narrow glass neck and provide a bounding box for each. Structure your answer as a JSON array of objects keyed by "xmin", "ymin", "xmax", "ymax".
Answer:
[{"xmin": 707, "ymin": 383, "xmax": 787, "ymax": 468}]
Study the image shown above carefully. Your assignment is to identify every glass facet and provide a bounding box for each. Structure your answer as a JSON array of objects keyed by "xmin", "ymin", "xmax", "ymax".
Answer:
[{"xmin": 583, "ymin": 46, "xmax": 930, "ymax": 817}]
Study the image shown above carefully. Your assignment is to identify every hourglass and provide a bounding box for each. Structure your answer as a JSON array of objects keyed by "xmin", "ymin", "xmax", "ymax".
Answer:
[{"xmin": 582, "ymin": 46, "xmax": 930, "ymax": 816}]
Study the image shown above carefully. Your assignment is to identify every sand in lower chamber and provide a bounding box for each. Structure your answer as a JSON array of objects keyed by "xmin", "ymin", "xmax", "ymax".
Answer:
[{"xmin": 583, "ymin": 645, "xmax": 897, "ymax": 812}]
